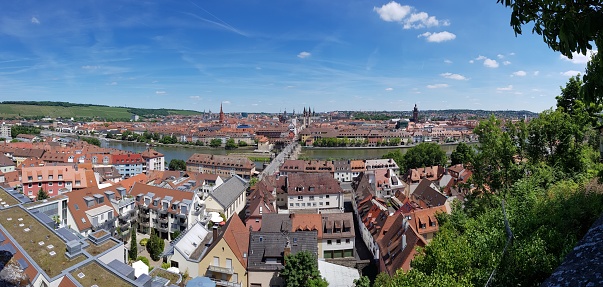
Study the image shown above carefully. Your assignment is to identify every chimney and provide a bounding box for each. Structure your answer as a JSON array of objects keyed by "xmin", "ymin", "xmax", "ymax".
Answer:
[
  {"xmin": 283, "ymin": 240, "xmax": 291, "ymax": 258},
  {"xmin": 213, "ymin": 226, "xmax": 218, "ymax": 240}
]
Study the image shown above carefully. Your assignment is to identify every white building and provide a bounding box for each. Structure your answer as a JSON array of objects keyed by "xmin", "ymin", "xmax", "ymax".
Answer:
[
  {"xmin": 205, "ymin": 175, "xmax": 248, "ymax": 220},
  {"xmin": 141, "ymin": 148, "xmax": 165, "ymax": 172}
]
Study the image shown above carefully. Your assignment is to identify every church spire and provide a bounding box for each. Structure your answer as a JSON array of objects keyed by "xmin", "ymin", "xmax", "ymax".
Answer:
[{"xmin": 219, "ymin": 102, "xmax": 225, "ymax": 123}]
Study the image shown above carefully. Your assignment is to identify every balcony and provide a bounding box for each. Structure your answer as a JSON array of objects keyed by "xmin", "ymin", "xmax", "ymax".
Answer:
[
  {"xmin": 140, "ymin": 212, "xmax": 150, "ymax": 218},
  {"xmin": 158, "ymin": 209, "xmax": 168, "ymax": 215},
  {"xmin": 208, "ymin": 265, "xmax": 234, "ymax": 275},
  {"xmin": 212, "ymin": 279, "xmax": 240, "ymax": 287},
  {"xmin": 141, "ymin": 222, "xmax": 150, "ymax": 227},
  {"xmin": 158, "ymin": 217, "xmax": 169, "ymax": 223},
  {"xmin": 119, "ymin": 212, "xmax": 131, "ymax": 220}
]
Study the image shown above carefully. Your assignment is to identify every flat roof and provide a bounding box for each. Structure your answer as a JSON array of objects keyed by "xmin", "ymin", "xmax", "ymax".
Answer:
[
  {"xmin": 0, "ymin": 207, "xmax": 87, "ymax": 278},
  {"xmin": 0, "ymin": 188, "xmax": 20, "ymax": 207},
  {"xmin": 70, "ymin": 261, "xmax": 132, "ymax": 287}
]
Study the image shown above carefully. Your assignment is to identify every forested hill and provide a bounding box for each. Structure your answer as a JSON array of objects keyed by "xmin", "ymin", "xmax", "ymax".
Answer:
[{"xmin": 0, "ymin": 101, "xmax": 202, "ymax": 120}]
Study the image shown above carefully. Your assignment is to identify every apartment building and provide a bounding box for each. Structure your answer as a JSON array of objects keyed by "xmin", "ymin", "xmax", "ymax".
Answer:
[
  {"xmin": 130, "ymin": 183, "xmax": 203, "ymax": 240},
  {"xmin": 186, "ymin": 153, "xmax": 255, "ymax": 180},
  {"xmin": 141, "ymin": 148, "xmax": 165, "ymax": 172},
  {"xmin": 21, "ymin": 164, "xmax": 93, "ymax": 199},
  {"xmin": 112, "ymin": 153, "xmax": 144, "ymax": 178},
  {"xmin": 275, "ymin": 173, "xmax": 344, "ymax": 212},
  {"xmin": 205, "ymin": 175, "xmax": 248, "ymax": 220},
  {"xmin": 65, "ymin": 186, "xmax": 118, "ymax": 236}
]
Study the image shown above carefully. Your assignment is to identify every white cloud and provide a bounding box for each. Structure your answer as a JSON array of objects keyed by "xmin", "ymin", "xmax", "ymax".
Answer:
[
  {"xmin": 475, "ymin": 55, "xmax": 487, "ymax": 61},
  {"xmin": 503, "ymin": 61, "xmax": 511, "ymax": 65},
  {"xmin": 222, "ymin": 100, "xmax": 231, "ymax": 104},
  {"xmin": 418, "ymin": 31, "xmax": 456, "ymax": 43},
  {"xmin": 81, "ymin": 65, "xmax": 100, "ymax": 70},
  {"xmin": 560, "ymin": 50, "xmax": 597, "ymax": 64},
  {"xmin": 534, "ymin": 71, "xmax": 540, "ymax": 76},
  {"xmin": 497, "ymin": 85, "xmax": 513, "ymax": 91},
  {"xmin": 374, "ymin": 2, "xmax": 449, "ymax": 29},
  {"xmin": 469, "ymin": 60, "xmax": 474, "ymax": 64},
  {"xmin": 512, "ymin": 70, "xmax": 527, "ymax": 77},
  {"xmin": 385, "ymin": 87, "xmax": 394, "ymax": 91},
  {"xmin": 31, "ymin": 17, "xmax": 40, "ymax": 24},
  {"xmin": 297, "ymin": 51, "xmax": 311, "ymax": 59},
  {"xmin": 155, "ymin": 90, "xmax": 166, "ymax": 95},
  {"xmin": 509, "ymin": 52, "xmax": 515, "ymax": 56},
  {"xmin": 373, "ymin": 2, "xmax": 411, "ymax": 22},
  {"xmin": 107, "ymin": 81, "xmax": 117, "ymax": 86},
  {"xmin": 561, "ymin": 70, "xmax": 581, "ymax": 77},
  {"xmin": 483, "ymin": 58, "xmax": 499, "ymax": 68},
  {"xmin": 440, "ymin": 72, "xmax": 467, "ymax": 80},
  {"xmin": 497, "ymin": 54, "xmax": 504, "ymax": 59},
  {"xmin": 514, "ymin": 92, "xmax": 523, "ymax": 95},
  {"xmin": 426, "ymin": 83, "xmax": 449, "ymax": 89},
  {"xmin": 189, "ymin": 96, "xmax": 200, "ymax": 99},
  {"xmin": 444, "ymin": 59, "xmax": 452, "ymax": 64}
]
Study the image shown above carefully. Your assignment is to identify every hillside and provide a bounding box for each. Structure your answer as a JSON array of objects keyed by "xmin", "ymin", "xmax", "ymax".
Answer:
[{"xmin": 0, "ymin": 101, "xmax": 202, "ymax": 120}]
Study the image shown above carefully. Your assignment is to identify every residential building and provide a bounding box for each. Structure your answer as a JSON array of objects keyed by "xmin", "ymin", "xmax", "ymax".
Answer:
[
  {"xmin": 15, "ymin": 134, "xmax": 39, "ymax": 142},
  {"xmin": 21, "ymin": 164, "xmax": 93, "ymax": 199},
  {"xmin": 205, "ymin": 175, "xmax": 248, "ymax": 220},
  {"xmin": 0, "ymin": 153, "xmax": 16, "ymax": 173},
  {"xmin": 186, "ymin": 153, "xmax": 256, "ymax": 180},
  {"xmin": 376, "ymin": 212, "xmax": 426, "ymax": 275},
  {"xmin": 112, "ymin": 153, "xmax": 144, "ymax": 178},
  {"xmin": 245, "ymin": 188, "xmax": 276, "ymax": 231},
  {"xmin": 0, "ymin": 123, "xmax": 11, "ymax": 139},
  {"xmin": 11, "ymin": 148, "xmax": 45, "ymax": 166},
  {"xmin": 365, "ymin": 159, "xmax": 400, "ymax": 176},
  {"xmin": 247, "ymin": 231, "xmax": 318, "ymax": 287},
  {"xmin": 411, "ymin": 179, "xmax": 447, "ymax": 208},
  {"xmin": 162, "ymin": 222, "xmax": 212, "ymax": 278},
  {"xmin": 276, "ymin": 173, "xmax": 344, "ymax": 212},
  {"xmin": 320, "ymin": 213, "xmax": 355, "ymax": 259},
  {"xmin": 333, "ymin": 160, "xmax": 353, "ymax": 182},
  {"xmin": 130, "ymin": 183, "xmax": 204, "ymax": 240},
  {"xmin": 141, "ymin": 148, "xmax": 165, "ymax": 172},
  {"xmin": 64, "ymin": 186, "xmax": 118, "ymax": 236},
  {"xmin": 106, "ymin": 186, "xmax": 138, "ymax": 241},
  {"xmin": 196, "ymin": 216, "xmax": 249, "ymax": 287},
  {"xmin": 355, "ymin": 194, "xmax": 389, "ymax": 260},
  {"xmin": 279, "ymin": 160, "xmax": 335, "ymax": 176}
]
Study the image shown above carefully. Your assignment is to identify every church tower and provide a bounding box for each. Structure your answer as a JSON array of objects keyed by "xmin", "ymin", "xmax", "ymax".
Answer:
[
  {"xmin": 219, "ymin": 102, "xmax": 225, "ymax": 123},
  {"xmin": 412, "ymin": 104, "xmax": 419, "ymax": 123}
]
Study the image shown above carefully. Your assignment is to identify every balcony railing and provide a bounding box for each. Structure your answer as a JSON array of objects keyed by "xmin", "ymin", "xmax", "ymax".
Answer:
[
  {"xmin": 208, "ymin": 265, "xmax": 234, "ymax": 274},
  {"xmin": 119, "ymin": 213, "xmax": 131, "ymax": 220},
  {"xmin": 212, "ymin": 279, "xmax": 240, "ymax": 287},
  {"xmin": 158, "ymin": 217, "xmax": 169, "ymax": 223},
  {"xmin": 158, "ymin": 209, "xmax": 168, "ymax": 214},
  {"xmin": 140, "ymin": 212, "xmax": 150, "ymax": 218}
]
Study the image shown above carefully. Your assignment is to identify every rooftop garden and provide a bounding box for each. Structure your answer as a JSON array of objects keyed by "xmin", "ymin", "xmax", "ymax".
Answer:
[
  {"xmin": 0, "ymin": 207, "xmax": 86, "ymax": 278},
  {"xmin": 84, "ymin": 240, "xmax": 118, "ymax": 256},
  {"xmin": 70, "ymin": 261, "xmax": 132, "ymax": 287}
]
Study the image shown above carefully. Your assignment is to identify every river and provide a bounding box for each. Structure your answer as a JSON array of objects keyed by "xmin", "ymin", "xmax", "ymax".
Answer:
[{"xmin": 102, "ymin": 140, "xmax": 476, "ymax": 163}]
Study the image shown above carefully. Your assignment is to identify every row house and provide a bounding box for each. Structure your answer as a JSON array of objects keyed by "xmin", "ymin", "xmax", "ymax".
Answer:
[
  {"xmin": 275, "ymin": 173, "xmax": 344, "ymax": 212},
  {"xmin": 112, "ymin": 153, "xmax": 145, "ymax": 178},
  {"xmin": 365, "ymin": 159, "xmax": 400, "ymax": 176},
  {"xmin": 279, "ymin": 160, "xmax": 335, "ymax": 176},
  {"xmin": 393, "ymin": 190, "xmax": 448, "ymax": 242},
  {"xmin": 186, "ymin": 153, "xmax": 256, "ymax": 180},
  {"xmin": 10, "ymin": 148, "xmax": 45, "ymax": 166},
  {"xmin": 245, "ymin": 188, "xmax": 277, "ymax": 231},
  {"xmin": 405, "ymin": 165, "xmax": 445, "ymax": 186},
  {"xmin": 21, "ymin": 164, "xmax": 94, "ymax": 199},
  {"xmin": 376, "ymin": 212, "xmax": 426, "ymax": 275},
  {"xmin": 0, "ymin": 153, "xmax": 16, "ymax": 173},
  {"xmin": 130, "ymin": 183, "xmax": 204, "ymax": 240},
  {"xmin": 140, "ymin": 148, "xmax": 165, "ymax": 172}
]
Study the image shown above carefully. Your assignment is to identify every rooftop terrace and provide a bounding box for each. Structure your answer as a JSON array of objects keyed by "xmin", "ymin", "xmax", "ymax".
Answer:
[
  {"xmin": 70, "ymin": 261, "xmax": 132, "ymax": 287},
  {"xmin": 0, "ymin": 206, "xmax": 86, "ymax": 278}
]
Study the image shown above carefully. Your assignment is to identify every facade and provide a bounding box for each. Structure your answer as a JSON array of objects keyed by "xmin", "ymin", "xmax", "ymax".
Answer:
[
  {"xmin": 162, "ymin": 222, "xmax": 212, "ymax": 278},
  {"xmin": 141, "ymin": 148, "xmax": 165, "ymax": 172},
  {"xmin": 64, "ymin": 186, "xmax": 118, "ymax": 236},
  {"xmin": 275, "ymin": 173, "xmax": 344, "ymax": 212},
  {"xmin": 0, "ymin": 153, "xmax": 16, "ymax": 173},
  {"xmin": 21, "ymin": 164, "xmax": 92, "ymax": 199},
  {"xmin": 111, "ymin": 153, "xmax": 144, "ymax": 178},
  {"xmin": 0, "ymin": 123, "xmax": 11, "ymax": 139},
  {"xmin": 130, "ymin": 183, "xmax": 204, "ymax": 240},
  {"xmin": 320, "ymin": 213, "xmax": 355, "ymax": 259},
  {"xmin": 333, "ymin": 160, "xmax": 353, "ymax": 182},
  {"xmin": 205, "ymin": 175, "xmax": 248, "ymax": 220},
  {"xmin": 186, "ymin": 153, "xmax": 256, "ymax": 180}
]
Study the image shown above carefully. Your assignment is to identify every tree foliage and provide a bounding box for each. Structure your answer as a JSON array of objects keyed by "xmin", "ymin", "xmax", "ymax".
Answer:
[
  {"xmin": 168, "ymin": 159, "xmax": 187, "ymax": 171},
  {"xmin": 401, "ymin": 143, "xmax": 447, "ymax": 171},
  {"xmin": 11, "ymin": 126, "xmax": 41, "ymax": 138},
  {"xmin": 279, "ymin": 251, "xmax": 327, "ymax": 287},
  {"xmin": 129, "ymin": 224, "xmax": 137, "ymax": 261},
  {"xmin": 147, "ymin": 230, "xmax": 165, "ymax": 261},
  {"xmin": 353, "ymin": 276, "xmax": 370, "ymax": 287},
  {"xmin": 37, "ymin": 188, "xmax": 49, "ymax": 201},
  {"xmin": 225, "ymin": 138, "xmax": 237, "ymax": 150},
  {"xmin": 81, "ymin": 137, "xmax": 101, "ymax": 147},
  {"xmin": 209, "ymin": 138, "xmax": 223, "ymax": 148},
  {"xmin": 450, "ymin": 142, "xmax": 475, "ymax": 166}
]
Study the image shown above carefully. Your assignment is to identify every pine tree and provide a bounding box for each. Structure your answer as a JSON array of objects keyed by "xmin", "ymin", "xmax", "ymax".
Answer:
[
  {"xmin": 129, "ymin": 223, "xmax": 137, "ymax": 261},
  {"xmin": 37, "ymin": 188, "xmax": 49, "ymax": 201}
]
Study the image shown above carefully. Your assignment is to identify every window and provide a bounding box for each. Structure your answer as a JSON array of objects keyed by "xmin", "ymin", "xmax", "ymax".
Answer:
[
  {"xmin": 58, "ymin": 182, "xmax": 63, "ymax": 186},
  {"xmin": 48, "ymin": 182, "xmax": 53, "ymax": 186},
  {"xmin": 48, "ymin": 175, "xmax": 53, "ymax": 180},
  {"xmin": 297, "ymin": 196, "xmax": 303, "ymax": 200},
  {"xmin": 38, "ymin": 183, "xmax": 42, "ymax": 187},
  {"xmin": 301, "ymin": 203, "xmax": 305, "ymax": 207},
  {"xmin": 28, "ymin": 183, "xmax": 32, "ymax": 188},
  {"xmin": 326, "ymin": 202, "xmax": 330, "ymax": 206},
  {"xmin": 75, "ymin": 180, "xmax": 81, "ymax": 186},
  {"xmin": 213, "ymin": 257, "xmax": 219, "ymax": 266},
  {"xmin": 28, "ymin": 176, "xmax": 32, "ymax": 181},
  {"xmin": 37, "ymin": 175, "xmax": 42, "ymax": 180},
  {"xmin": 319, "ymin": 202, "xmax": 323, "ymax": 206},
  {"xmin": 309, "ymin": 196, "xmax": 314, "ymax": 201},
  {"xmin": 337, "ymin": 239, "xmax": 341, "ymax": 245},
  {"xmin": 48, "ymin": 189, "xmax": 52, "ymax": 194},
  {"xmin": 346, "ymin": 239, "xmax": 350, "ymax": 244},
  {"xmin": 296, "ymin": 203, "xmax": 300, "ymax": 207},
  {"xmin": 58, "ymin": 174, "xmax": 63, "ymax": 180},
  {"xmin": 290, "ymin": 203, "xmax": 293, "ymax": 207},
  {"xmin": 326, "ymin": 195, "xmax": 330, "ymax": 198},
  {"xmin": 327, "ymin": 240, "xmax": 332, "ymax": 245},
  {"xmin": 28, "ymin": 191, "xmax": 32, "ymax": 196}
]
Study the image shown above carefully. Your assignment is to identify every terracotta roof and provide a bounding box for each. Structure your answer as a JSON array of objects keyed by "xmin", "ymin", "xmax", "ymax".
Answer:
[
  {"xmin": 64, "ymin": 186, "xmax": 118, "ymax": 231},
  {"xmin": 221, "ymin": 215, "xmax": 250, "ymax": 268},
  {"xmin": 290, "ymin": 213, "xmax": 323, "ymax": 239},
  {"xmin": 279, "ymin": 173, "xmax": 343, "ymax": 196},
  {"xmin": 140, "ymin": 148, "xmax": 164, "ymax": 159},
  {"xmin": 186, "ymin": 153, "xmax": 254, "ymax": 169},
  {"xmin": 377, "ymin": 212, "xmax": 426, "ymax": 275},
  {"xmin": 119, "ymin": 173, "xmax": 148, "ymax": 191}
]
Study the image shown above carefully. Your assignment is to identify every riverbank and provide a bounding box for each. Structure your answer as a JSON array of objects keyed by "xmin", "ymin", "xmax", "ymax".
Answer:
[{"xmin": 302, "ymin": 141, "xmax": 477, "ymax": 149}]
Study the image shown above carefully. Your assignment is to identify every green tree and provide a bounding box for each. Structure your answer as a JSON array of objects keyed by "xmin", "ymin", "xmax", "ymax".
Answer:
[
  {"xmin": 238, "ymin": 140, "xmax": 248, "ymax": 147},
  {"xmin": 136, "ymin": 256, "xmax": 150, "ymax": 268},
  {"xmin": 556, "ymin": 75, "xmax": 583, "ymax": 115},
  {"xmin": 37, "ymin": 188, "xmax": 49, "ymax": 200},
  {"xmin": 168, "ymin": 159, "xmax": 187, "ymax": 171},
  {"xmin": 400, "ymin": 142, "xmax": 447, "ymax": 171},
  {"xmin": 225, "ymin": 138, "xmax": 237, "ymax": 150},
  {"xmin": 381, "ymin": 150, "xmax": 404, "ymax": 170},
  {"xmin": 209, "ymin": 138, "xmax": 222, "ymax": 148},
  {"xmin": 147, "ymin": 230, "xmax": 165, "ymax": 261},
  {"xmin": 353, "ymin": 276, "xmax": 370, "ymax": 287},
  {"xmin": 129, "ymin": 223, "xmax": 137, "ymax": 261},
  {"xmin": 450, "ymin": 142, "xmax": 475, "ymax": 166},
  {"xmin": 81, "ymin": 137, "xmax": 101, "ymax": 147},
  {"xmin": 280, "ymin": 251, "xmax": 327, "ymax": 287}
]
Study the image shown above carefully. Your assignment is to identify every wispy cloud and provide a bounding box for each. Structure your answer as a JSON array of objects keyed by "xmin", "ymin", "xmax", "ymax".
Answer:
[
  {"xmin": 190, "ymin": 96, "xmax": 200, "ymax": 99},
  {"xmin": 511, "ymin": 70, "xmax": 526, "ymax": 77},
  {"xmin": 497, "ymin": 85, "xmax": 513, "ymax": 91},
  {"xmin": 373, "ymin": 1, "xmax": 449, "ymax": 29},
  {"xmin": 473, "ymin": 55, "xmax": 499, "ymax": 68},
  {"xmin": 534, "ymin": 71, "xmax": 540, "ymax": 76},
  {"xmin": 156, "ymin": 90, "xmax": 166, "ymax": 95},
  {"xmin": 31, "ymin": 17, "xmax": 40, "ymax": 24},
  {"xmin": 181, "ymin": 10, "xmax": 248, "ymax": 37},
  {"xmin": 297, "ymin": 51, "xmax": 311, "ymax": 59},
  {"xmin": 385, "ymin": 87, "xmax": 393, "ymax": 91},
  {"xmin": 426, "ymin": 83, "xmax": 448, "ymax": 89},
  {"xmin": 418, "ymin": 31, "xmax": 456, "ymax": 43},
  {"xmin": 444, "ymin": 59, "xmax": 452, "ymax": 64},
  {"xmin": 222, "ymin": 100, "xmax": 231, "ymax": 104},
  {"xmin": 440, "ymin": 72, "xmax": 467, "ymax": 80},
  {"xmin": 497, "ymin": 54, "xmax": 504, "ymax": 59},
  {"xmin": 503, "ymin": 61, "xmax": 511, "ymax": 65}
]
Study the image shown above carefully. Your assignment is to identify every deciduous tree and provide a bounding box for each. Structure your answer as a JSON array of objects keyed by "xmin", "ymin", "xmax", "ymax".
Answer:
[
  {"xmin": 168, "ymin": 159, "xmax": 186, "ymax": 171},
  {"xmin": 279, "ymin": 251, "xmax": 327, "ymax": 287}
]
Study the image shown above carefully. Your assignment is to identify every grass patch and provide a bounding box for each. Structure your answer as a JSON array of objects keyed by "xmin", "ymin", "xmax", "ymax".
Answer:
[
  {"xmin": 0, "ymin": 189, "xmax": 20, "ymax": 207},
  {"xmin": 71, "ymin": 261, "xmax": 132, "ymax": 287},
  {"xmin": 248, "ymin": 157, "xmax": 271, "ymax": 162},
  {"xmin": 0, "ymin": 207, "xmax": 86, "ymax": 278},
  {"xmin": 85, "ymin": 240, "xmax": 118, "ymax": 256},
  {"xmin": 150, "ymin": 268, "xmax": 181, "ymax": 285}
]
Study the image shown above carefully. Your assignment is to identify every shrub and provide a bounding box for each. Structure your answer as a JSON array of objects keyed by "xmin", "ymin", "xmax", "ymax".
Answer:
[
  {"xmin": 139, "ymin": 238, "xmax": 149, "ymax": 246},
  {"xmin": 137, "ymin": 256, "xmax": 150, "ymax": 268}
]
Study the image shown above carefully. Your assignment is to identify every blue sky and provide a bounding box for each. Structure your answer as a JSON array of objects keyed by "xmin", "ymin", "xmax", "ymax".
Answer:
[{"xmin": 0, "ymin": 0, "xmax": 595, "ymax": 113}]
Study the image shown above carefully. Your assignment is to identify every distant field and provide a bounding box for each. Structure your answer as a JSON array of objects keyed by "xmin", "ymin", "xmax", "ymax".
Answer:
[{"xmin": 0, "ymin": 104, "xmax": 202, "ymax": 119}]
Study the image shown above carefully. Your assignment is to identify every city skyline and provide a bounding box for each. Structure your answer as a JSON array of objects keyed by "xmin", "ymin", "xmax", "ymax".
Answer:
[{"xmin": 0, "ymin": 0, "xmax": 595, "ymax": 113}]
